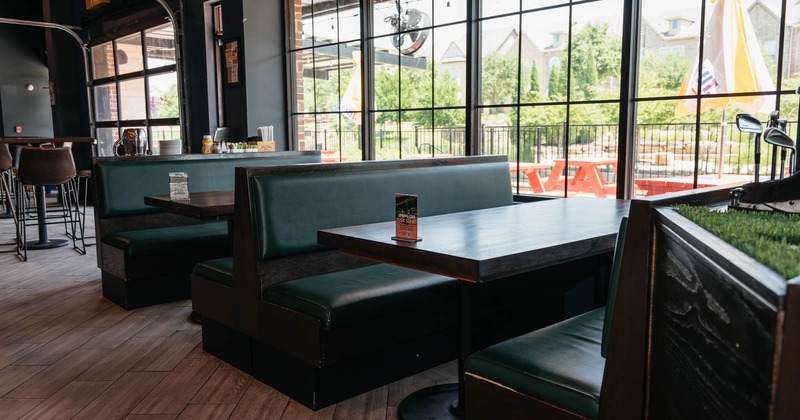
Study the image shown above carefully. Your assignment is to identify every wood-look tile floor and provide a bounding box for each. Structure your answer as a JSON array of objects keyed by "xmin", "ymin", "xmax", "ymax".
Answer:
[{"xmin": 0, "ymin": 205, "xmax": 456, "ymax": 419}]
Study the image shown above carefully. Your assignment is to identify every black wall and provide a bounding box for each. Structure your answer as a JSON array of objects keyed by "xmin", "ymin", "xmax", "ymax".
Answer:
[
  {"xmin": 2, "ymin": 0, "xmax": 291, "ymax": 152},
  {"xmin": 221, "ymin": 0, "xmax": 288, "ymax": 150},
  {"xmin": 0, "ymin": 2, "xmax": 54, "ymax": 138}
]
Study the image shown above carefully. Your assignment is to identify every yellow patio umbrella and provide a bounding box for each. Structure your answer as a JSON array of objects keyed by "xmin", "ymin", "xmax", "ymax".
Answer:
[
  {"xmin": 674, "ymin": 0, "xmax": 775, "ymax": 177},
  {"xmin": 340, "ymin": 51, "xmax": 363, "ymax": 126}
]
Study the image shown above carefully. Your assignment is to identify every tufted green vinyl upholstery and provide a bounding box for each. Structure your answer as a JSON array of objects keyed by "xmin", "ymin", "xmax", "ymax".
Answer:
[
  {"xmin": 95, "ymin": 153, "xmax": 320, "ymax": 218},
  {"xmin": 193, "ymin": 257, "xmax": 234, "ymax": 287},
  {"xmin": 104, "ymin": 222, "xmax": 229, "ymax": 257},
  {"xmin": 263, "ymin": 264, "xmax": 457, "ymax": 331},
  {"xmin": 251, "ymin": 161, "xmax": 513, "ymax": 259}
]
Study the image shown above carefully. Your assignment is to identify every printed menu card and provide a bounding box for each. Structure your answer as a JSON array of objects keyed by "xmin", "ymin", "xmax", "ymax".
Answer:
[
  {"xmin": 392, "ymin": 193, "xmax": 420, "ymax": 242},
  {"xmin": 169, "ymin": 172, "xmax": 189, "ymax": 201}
]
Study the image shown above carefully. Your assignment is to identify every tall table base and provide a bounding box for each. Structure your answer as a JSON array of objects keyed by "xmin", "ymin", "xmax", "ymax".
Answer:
[
  {"xmin": 27, "ymin": 186, "xmax": 69, "ymax": 249},
  {"xmin": 398, "ymin": 383, "xmax": 460, "ymax": 419}
]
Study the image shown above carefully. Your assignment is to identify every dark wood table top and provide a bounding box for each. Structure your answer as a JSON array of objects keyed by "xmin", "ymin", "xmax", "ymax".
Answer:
[
  {"xmin": 144, "ymin": 190, "xmax": 234, "ymax": 221},
  {"xmin": 0, "ymin": 137, "xmax": 95, "ymax": 145},
  {"xmin": 318, "ymin": 197, "xmax": 630, "ymax": 282}
]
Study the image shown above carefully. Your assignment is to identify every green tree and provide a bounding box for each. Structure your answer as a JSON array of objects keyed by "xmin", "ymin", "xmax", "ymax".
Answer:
[
  {"xmin": 636, "ymin": 53, "xmax": 693, "ymax": 123},
  {"xmin": 547, "ymin": 23, "xmax": 621, "ymax": 101},
  {"xmin": 529, "ymin": 62, "xmax": 539, "ymax": 95},
  {"xmin": 154, "ymin": 84, "xmax": 179, "ymax": 118},
  {"xmin": 373, "ymin": 62, "xmax": 464, "ymax": 128},
  {"xmin": 481, "ymin": 53, "xmax": 518, "ymax": 106},
  {"xmin": 548, "ymin": 65, "xmax": 566, "ymax": 99}
]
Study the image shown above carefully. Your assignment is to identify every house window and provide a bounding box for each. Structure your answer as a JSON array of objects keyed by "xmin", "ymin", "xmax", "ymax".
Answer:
[{"xmin": 90, "ymin": 22, "xmax": 180, "ymax": 156}]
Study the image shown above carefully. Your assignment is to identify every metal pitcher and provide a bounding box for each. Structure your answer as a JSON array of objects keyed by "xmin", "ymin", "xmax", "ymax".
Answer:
[{"xmin": 114, "ymin": 128, "xmax": 149, "ymax": 156}]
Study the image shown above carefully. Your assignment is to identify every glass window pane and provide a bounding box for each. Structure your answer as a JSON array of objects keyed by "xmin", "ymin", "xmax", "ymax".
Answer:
[
  {"xmin": 94, "ymin": 84, "xmax": 118, "ymax": 122},
  {"xmin": 150, "ymin": 125, "xmax": 181, "ymax": 155},
  {"xmin": 145, "ymin": 23, "xmax": 176, "ymax": 69},
  {"xmin": 520, "ymin": 7, "xmax": 570, "ymax": 103},
  {"xmin": 375, "ymin": 111, "xmax": 402, "ymax": 160},
  {"xmin": 374, "ymin": 44, "xmax": 402, "ymax": 111},
  {"xmin": 92, "ymin": 42, "xmax": 115, "ymax": 79},
  {"xmin": 116, "ymin": 33, "xmax": 144, "ymax": 74},
  {"xmin": 570, "ymin": 0, "xmax": 623, "ymax": 100},
  {"xmin": 95, "ymin": 127, "xmax": 117, "ymax": 157},
  {"xmin": 401, "ymin": 60, "xmax": 432, "ymax": 109},
  {"xmin": 434, "ymin": 0, "xmax": 465, "ymax": 25},
  {"xmin": 479, "ymin": 106, "xmax": 517, "ymax": 156},
  {"xmin": 480, "ymin": 16, "xmax": 520, "ymax": 107},
  {"xmin": 432, "ymin": 23, "xmax": 465, "ymax": 108},
  {"xmin": 516, "ymin": 104, "xmax": 567, "ymax": 195},
  {"xmin": 148, "ymin": 73, "xmax": 179, "ymax": 119},
  {"xmin": 638, "ymin": 0, "xmax": 700, "ymax": 99},
  {"xmin": 482, "ymin": 0, "xmax": 519, "ymax": 18},
  {"xmin": 433, "ymin": 109, "xmax": 465, "ymax": 156},
  {"xmin": 293, "ymin": 115, "xmax": 314, "ymax": 151},
  {"xmin": 119, "ymin": 78, "xmax": 147, "ymax": 120}
]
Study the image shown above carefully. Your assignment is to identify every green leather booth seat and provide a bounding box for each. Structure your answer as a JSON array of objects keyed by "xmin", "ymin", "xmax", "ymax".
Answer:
[
  {"xmin": 193, "ymin": 257, "xmax": 234, "ymax": 287},
  {"xmin": 466, "ymin": 297, "xmax": 606, "ymax": 419},
  {"xmin": 263, "ymin": 264, "xmax": 457, "ymax": 331},
  {"xmin": 251, "ymin": 161, "xmax": 513, "ymax": 259},
  {"xmin": 195, "ymin": 156, "xmax": 515, "ymax": 410},
  {"xmin": 104, "ymin": 222, "xmax": 229, "ymax": 257},
  {"xmin": 94, "ymin": 151, "xmax": 321, "ymax": 310},
  {"xmin": 95, "ymin": 152, "xmax": 321, "ymax": 218}
]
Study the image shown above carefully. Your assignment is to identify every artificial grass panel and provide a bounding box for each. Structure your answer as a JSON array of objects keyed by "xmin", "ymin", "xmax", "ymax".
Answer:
[{"xmin": 673, "ymin": 204, "xmax": 800, "ymax": 280}]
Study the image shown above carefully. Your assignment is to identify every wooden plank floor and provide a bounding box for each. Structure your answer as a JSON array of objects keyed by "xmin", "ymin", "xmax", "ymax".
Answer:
[{"xmin": 0, "ymin": 204, "xmax": 455, "ymax": 419}]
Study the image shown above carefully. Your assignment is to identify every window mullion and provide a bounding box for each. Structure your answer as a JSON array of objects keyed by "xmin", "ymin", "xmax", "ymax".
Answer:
[{"xmin": 361, "ymin": 0, "xmax": 375, "ymax": 160}]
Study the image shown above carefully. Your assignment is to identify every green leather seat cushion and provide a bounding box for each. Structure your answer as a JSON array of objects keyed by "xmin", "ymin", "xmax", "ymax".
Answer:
[
  {"xmin": 104, "ymin": 222, "xmax": 229, "ymax": 257},
  {"xmin": 466, "ymin": 308, "xmax": 605, "ymax": 419},
  {"xmin": 193, "ymin": 257, "xmax": 234, "ymax": 287},
  {"xmin": 263, "ymin": 264, "xmax": 458, "ymax": 331}
]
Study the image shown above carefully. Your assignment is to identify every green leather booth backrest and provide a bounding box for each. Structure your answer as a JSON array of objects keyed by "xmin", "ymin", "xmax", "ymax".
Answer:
[
  {"xmin": 601, "ymin": 216, "xmax": 628, "ymax": 358},
  {"xmin": 250, "ymin": 156, "xmax": 513, "ymax": 260},
  {"xmin": 95, "ymin": 151, "xmax": 321, "ymax": 218}
]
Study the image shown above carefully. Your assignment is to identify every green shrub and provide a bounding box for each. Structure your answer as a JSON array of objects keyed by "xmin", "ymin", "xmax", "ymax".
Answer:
[{"xmin": 673, "ymin": 204, "xmax": 800, "ymax": 279}]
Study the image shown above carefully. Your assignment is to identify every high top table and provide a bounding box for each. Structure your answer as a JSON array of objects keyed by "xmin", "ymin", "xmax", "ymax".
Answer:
[
  {"xmin": 1, "ymin": 137, "xmax": 95, "ymax": 247},
  {"xmin": 318, "ymin": 197, "xmax": 630, "ymax": 418}
]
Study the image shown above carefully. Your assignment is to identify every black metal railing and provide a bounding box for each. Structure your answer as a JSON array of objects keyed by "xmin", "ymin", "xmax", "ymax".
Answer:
[{"xmin": 304, "ymin": 120, "xmax": 796, "ymax": 179}]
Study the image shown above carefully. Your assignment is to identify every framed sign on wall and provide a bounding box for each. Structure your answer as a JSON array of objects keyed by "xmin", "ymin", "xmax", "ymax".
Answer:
[
  {"xmin": 225, "ymin": 39, "xmax": 240, "ymax": 85},
  {"xmin": 86, "ymin": 0, "xmax": 110, "ymax": 10}
]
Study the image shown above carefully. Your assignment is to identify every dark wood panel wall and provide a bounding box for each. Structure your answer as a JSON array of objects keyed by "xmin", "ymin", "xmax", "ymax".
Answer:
[{"xmin": 650, "ymin": 224, "xmax": 777, "ymax": 419}]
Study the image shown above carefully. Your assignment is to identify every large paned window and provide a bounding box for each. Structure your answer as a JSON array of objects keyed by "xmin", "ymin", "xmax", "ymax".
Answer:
[
  {"xmin": 632, "ymin": 0, "xmax": 799, "ymax": 197},
  {"xmin": 289, "ymin": 0, "xmax": 799, "ymax": 198},
  {"xmin": 91, "ymin": 23, "xmax": 179, "ymax": 156},
  {"xmin": 477, "ymin": 1, "xmax": 624, "ymax": 197}
]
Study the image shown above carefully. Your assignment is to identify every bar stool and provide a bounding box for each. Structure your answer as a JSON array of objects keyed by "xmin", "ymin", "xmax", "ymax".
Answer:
[
  {"xmin": 0, "ymin": 144, "xmax": 17, "ymax": 252},
  {"xmin": 14, "ymin": 146, "xmax": 85, "ymax": 261},
  {"xmin": 70, "ymin": 168, "xmax": 94, "ymax": 246},
  {"xmin": 60, "ymin": 141, "xmax": 94, "ymax": 246}
]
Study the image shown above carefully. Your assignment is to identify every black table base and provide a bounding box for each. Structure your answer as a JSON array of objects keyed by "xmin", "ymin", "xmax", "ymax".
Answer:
[
  {"xmin": 27, "ymin": 238, "xmax": 69, "ymax": 250},
  {"xmin": 398, "ymin": 383, "xmax": 460, "ymax": 419}
]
